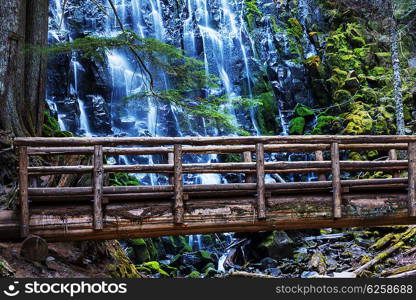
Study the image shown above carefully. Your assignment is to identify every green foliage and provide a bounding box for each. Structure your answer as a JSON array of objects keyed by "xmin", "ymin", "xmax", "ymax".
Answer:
[
  {"xmin": 109, "ymin": 173, "xmax": 140, "ymax": 186},
  {"xmin": 245, "ymin": 0, "xmax": 263, "ymax": 30},
  {"xmin": 287, "ymin": 18, "xmax": 303, "ymax": 39}
]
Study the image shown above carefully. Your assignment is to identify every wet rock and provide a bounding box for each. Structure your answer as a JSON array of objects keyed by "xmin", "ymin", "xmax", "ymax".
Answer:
[
  {"xmin": 308, "ymin": 251, "xmax": 327, "ymax": 274},
  {"xmin": 258, "ymin": 231, "xmax": 295, "ymax": 259},
  {"xmin": 267, "ymin": 268, "xmax": 282, "ymax": 277},
  {"xmin": 333, "ymin": 271, "xmax": 357, "ymax": 278},
  {"xmin": 87, "ymin": 95, "xmax": 112, "ymax": 134},
  {"xmin": 260, "ymin": 257, "xmax": 278, "ymax": 269},
  {"xmin": 170, "ymin": 250, "xmax": 217, "ymax": 271},
  {"xmin": 301, "ymin": 271, "xmax": 320, "ymax": 278},
  {"xmin": 20, "ymin": 235, "xmax": 49, "ymax": 263}
]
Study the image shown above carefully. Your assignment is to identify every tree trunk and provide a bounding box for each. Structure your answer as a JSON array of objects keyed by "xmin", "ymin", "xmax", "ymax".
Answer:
[
  {"xmin": 389, "ymin": 1, "xmax": 405, "ymax": 136},
  {"xmin": 0, "ymin": 0, "xmax": 49, "ymax": 137}
]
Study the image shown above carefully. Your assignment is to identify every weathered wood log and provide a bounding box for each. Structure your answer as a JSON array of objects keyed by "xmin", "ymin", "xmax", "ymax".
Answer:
[
  {"xmin": 18, "ymin": 146, "xmax": 29, "ymax": 238},
  {"xmin": 167, "ymin": 152, "xmax": 174, "ymax": 185},
  {"xmin": 26, "ymin": 143, "xmax": 410, "ymax": 156},
  {"xmin": 0, "ymin": 192, "xmax": 415, "ymax": 241},
  {"xmin": 256, "ymin": 143, "xmax": 266, "ymax": 220},
  {"xmin": 27, "ymin": 160, "xmax": 409, "ymax": 176},
  {"xmin": 224, "ymin": 271, "xmax": 278, "ymax": 278},
  {"xmin": 389, "ymin": 149, "xmax": 401, "ymax": 178},
  {"xmin": 27, "ymin": 178, "xmax": 408, "ymax": 197},
  {"xmin": 408, "ymin": 142, "xmax": 416, "ymax": 216},
  {"xmin": 93, "ymin": 145, "xmax": 104, "ymax": 230},
  {"xmin": 354, "ymin": 226, "xmax": 416, "ymax": 276},
  {"xmin": 14, "ymin": 135, "xmax": 416, "ymax": 147},
  {"xmin": 173, "ymin": 144, "xmax": 184, "ymax": 224},
  {"xmin": 331, "ymin": 143, "xmax": 342, "ymax": 219},
  {"xmin": 315, "ymin": 150, "xmax": 327, "ymax": 181},
  {"xmin": 388, "ymin": 270, "xmax": 416, "ymax": 278},
  {"xmin": 243, "ymin": 151, "xmax": 254, "ymax": 183}
]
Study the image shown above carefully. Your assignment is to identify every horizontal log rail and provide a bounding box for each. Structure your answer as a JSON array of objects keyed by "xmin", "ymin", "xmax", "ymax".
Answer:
[{"xmin": 8, "ymin": 135, "xmax": 416, "ymax": 241}]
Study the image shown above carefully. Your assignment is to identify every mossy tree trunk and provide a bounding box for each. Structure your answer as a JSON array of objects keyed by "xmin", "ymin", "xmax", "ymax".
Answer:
[
  {"xmin": 388, "ymin": 0, "xmax": 405, "ymax": 135},
  {"xmin": 0, "ymin": 0, "xmax": 49, "ymax": 137}
]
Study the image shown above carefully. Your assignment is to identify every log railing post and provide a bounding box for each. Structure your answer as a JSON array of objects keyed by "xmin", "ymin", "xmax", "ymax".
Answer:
[
  {"xmin": 243, "ymin": 151, "xmax": 254, "ymax": 183},
  {"xmin": 407, "ymin": 142, "xmax": 416, "ymax": 217},
  {"xmin": 18, "ymin": 146, "xmax": 29, "ymax": 238},
  {"xmin": 168, "ymin": 152, "xmax": 174, "ymax": 184},
  {"xmin": 331, "ymin": 142, "xmax": 342, "ymax": 219},
  {"xmin": 315, "ymin": 150, "xmax": 327, "ymax": 181},
  {"xmin": 256, "ymin": 143, "xmax": 266, "ymax": 220},
  {"xmin": 389, "ymin": 149, "xmax": 401, "ymax": 178},
  {"xmin": 93, "ymin": 145, "xmax": 104, "ymax": 230},
  {"xmin": 173, "ymin": 144, "xmax": 184, "ymax": 224}
]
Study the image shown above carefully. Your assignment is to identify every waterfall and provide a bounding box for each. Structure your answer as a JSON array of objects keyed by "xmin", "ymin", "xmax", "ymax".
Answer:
[{"xmin": 47, "ymin": 0, "xmax": 321, "ymax": 271}]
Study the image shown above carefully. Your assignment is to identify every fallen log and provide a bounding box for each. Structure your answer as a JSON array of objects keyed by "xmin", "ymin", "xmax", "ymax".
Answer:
[
  {"xmin": 224, "ymin": 271, "xmax": 278, "ymax": 278},
  {"xmin": 354, "ymin": 226, "xmax": 416, "ymax": 276},
  {"xmin": 0, "ymin": 192, "xmax": 415, "ymax": 242},
  {"xmin": 388, "ymin": 270, "xmax": 416, "ymax": 278}
]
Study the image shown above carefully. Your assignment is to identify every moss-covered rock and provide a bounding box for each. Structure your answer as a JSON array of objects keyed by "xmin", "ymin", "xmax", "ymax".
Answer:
[
  {"xmin": 187, "ymin": 270, "xmax": 201, "ymax": 278},
  {"xmin": 256, "ymin": 92, "xmax": 278, "ymax": 135},
  {"xmin": 289, "ymin": 117, "xmax": 305, "ymax": 135},
  {"xmin": 258, "ymin": 231, "xmax": 295, "ymax": 259},
  {"xmin": 311, "ymin": 115, "xmax": 342, "ymax": 134},
  {"xmin": 42, "ymin": 111, "xmax": 72, "ymax": 137},
  {"xmin": 294, "ymin": 104, "xmax": 315, "ymax": 118},
  {"xmin": 0, "ymin": 259, "xmax": 14, "ymax": 278},
  {"xmin": 139, "ymin": 261, "xmax": 170, "ymax": 277},
  {"xmin": 107, "ymin": 241, "xmax": 142, "ymax": 278}
]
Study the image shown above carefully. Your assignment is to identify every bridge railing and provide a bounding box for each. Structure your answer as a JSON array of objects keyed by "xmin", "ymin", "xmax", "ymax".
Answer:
[{"xmin": 14, "ymin": 135, "xmax": 416, "ymax": 238}]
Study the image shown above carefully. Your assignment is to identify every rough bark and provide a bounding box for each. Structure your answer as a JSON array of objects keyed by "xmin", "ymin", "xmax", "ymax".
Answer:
[{"xmin": 0, "ymin": 0, "xmax": 49, "ymax": 137}]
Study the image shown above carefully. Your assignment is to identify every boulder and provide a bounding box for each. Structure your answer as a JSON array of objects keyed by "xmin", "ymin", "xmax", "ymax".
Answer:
[{"xmin": 257, "ymin": 231, "xmax": 295, "ymax": 259}]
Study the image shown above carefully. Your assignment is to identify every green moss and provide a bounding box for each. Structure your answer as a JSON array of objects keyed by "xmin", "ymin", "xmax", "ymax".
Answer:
[
  {"xmin": 0, "ymin": 260, "xmax": 14, "ymax": 278},
  {"xmin": 108, "ymin": 246, "xmax": 142, "ymax": 278},
  {"xmin": 187, "ymin": 270, "xmax": 201, "ymax": 278},
  {"xmin": 334, "ymin": 89, "xmax": 352, "ymax": 102},
  {"xmin": 256, "ymin": 92, "xmax": 278, "ymax": 135},
  {"xmin": 141, "ymin": 261, "xmax": 170, "ymax": 277},
  {"xmin": 289, "ymin": 117, "xmax": 305, "ymax": 135},
  {"xmin": 245, "ymin": 1, "xmax": 262, "ymax": 30},
  {"xmin": 287, "ymin": 18, "xmax": 303, "ymax": 39},
  {"xmin": 294, "ymin": 104, "xmax": 315, "ymax": 118},
  {"xmin": 343, "ymin": 112, "xmax": 373, "ymax": 134},
  {"xmin": 42, "ymin": 111, "xmax": 72, "ymax": 137},
  {"xmin": 311, "ymin": 115, "xmax": 342, "ymax": 134}
]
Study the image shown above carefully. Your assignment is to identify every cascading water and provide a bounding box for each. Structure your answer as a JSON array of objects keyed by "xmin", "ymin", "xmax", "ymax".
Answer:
[{"xmin": 47, "ymin": 0, "xmax": 322, "ymax": 273}]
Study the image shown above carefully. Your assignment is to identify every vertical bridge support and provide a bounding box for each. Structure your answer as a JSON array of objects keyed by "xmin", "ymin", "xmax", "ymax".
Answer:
[
  {"xmin": 18, "ymin": 146, "xmax": 29, "ymax": 238},
  {"xmin": 256, "ymin": 143, "xmax": 266, "ymax": 220},
  {"xmin": 315, "ymin": 150, "xmax": 327, "ymax": 181},
  {"xmin": 243, "ymin": 151, "xmax": 254, "ymax": 183},
  {"xmin": 331, "ymin": 142, "xmax": 342, "ymax": 219},
  {"xmin": 174, "ymin": 144, "xmax": 184, "ymax": 224},
  {"xmin": 408, "ymin": 142, "xmax": 416, "ymax": 217},
  {"xmin": 93, "ymin": 145, "xmax": 104, "ymax": 230}
]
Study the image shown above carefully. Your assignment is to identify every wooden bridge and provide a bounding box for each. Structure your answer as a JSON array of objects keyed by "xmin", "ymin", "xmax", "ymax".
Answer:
[{"xmin": 1, "ymin": 135, "xmax": 416, "ymax": 241}]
